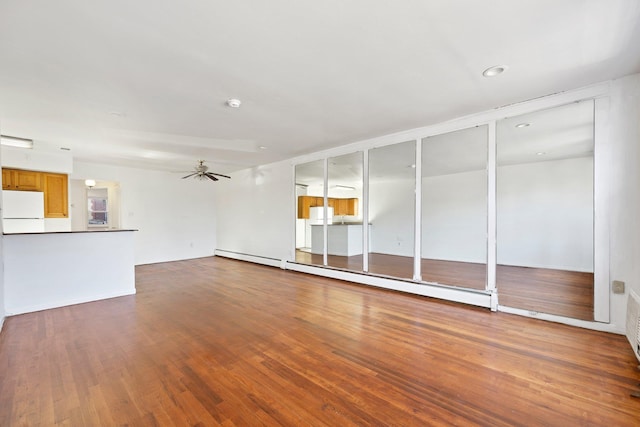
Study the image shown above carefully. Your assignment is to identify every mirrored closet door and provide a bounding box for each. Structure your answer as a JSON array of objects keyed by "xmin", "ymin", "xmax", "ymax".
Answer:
[
  {"xmin": 421, "ymin": 126, "xmax": 488, "ymax": 289},
  {"xmin": 326, "ymin": 152, "xmax": 364, "ymax": 272},
  {"xmin": 496, "ymin": 100, "xmax": 595, "ymax": 320},
  {"xmin": 295, "ymin": 159, "xmax": 325, "ymax": 267},
  {"xmin": 368, "ymin": 141, "xmax": 416, "ymax": 279}
]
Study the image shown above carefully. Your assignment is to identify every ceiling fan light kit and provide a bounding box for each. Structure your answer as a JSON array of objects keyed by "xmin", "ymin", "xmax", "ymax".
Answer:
[{"xmin": 181, "ymin": 160, "xmax": 231, "ymax": 182}]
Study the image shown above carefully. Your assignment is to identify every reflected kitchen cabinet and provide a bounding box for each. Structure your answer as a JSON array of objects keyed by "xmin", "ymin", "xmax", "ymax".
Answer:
[
  {"xmin": 336, "ymin": 198, "xmax": 357, "ymax": 216},
  {"xmin": 297, "ymin": 195, "xmax": 357, "ymax": 218},
  {"xmin": 297, "ymin": 195, "xmax": 324, "ymax": 219}
]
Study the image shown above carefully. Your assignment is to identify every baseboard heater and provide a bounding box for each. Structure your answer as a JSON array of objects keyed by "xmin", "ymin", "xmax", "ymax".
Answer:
[{"xmin": 625, "ymin": 290, "xmax": 640, "ymax": 363}]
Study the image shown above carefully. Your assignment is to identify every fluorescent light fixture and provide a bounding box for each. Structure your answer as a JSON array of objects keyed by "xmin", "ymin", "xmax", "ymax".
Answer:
[
  {"xmin": 515, "ymin": 123, "xmax": 530, "ymax": 128},
  {"xmin": 333, "ymin": 185, "xmax": 356, "ymax": 190},
  {"xmin": 85, "ymin": 179, "xmax": 96, "ymax": 188},
  {"xmin": 0, "ymin": 134, "xmax": 34, "ymax": 149}
]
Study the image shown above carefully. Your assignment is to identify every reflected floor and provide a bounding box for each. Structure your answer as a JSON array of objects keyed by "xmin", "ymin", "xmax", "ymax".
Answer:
[{"xmin": 294, "ymin": 251, "xmax": 594, "ymax": 321}]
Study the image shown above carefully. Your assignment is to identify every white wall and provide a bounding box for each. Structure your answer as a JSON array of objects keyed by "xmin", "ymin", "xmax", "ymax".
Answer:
[
  {"xmin": 421, "ymin": 170, "xmax": 487, "ymax": 263},
  {"xmin": 215, "ymin": 164, "xmax": 293, "ymax": 261},
  {"xmin": 1, "ymin": 144, "xmax": 73, "ymax": 174},
  {"xmin": 369, "ymin": 178, "xmax": 415, "ymax": 256},
  {"xmin": 72, "ymin": 162, "xmax": 217, "ymax": 265},
  {"xmin": 497, "ymin": 157, "xmax": 593, "ymax": 271},
  {"xmin": 609, "ymin": 74, "xmax": 640, "ymax": 320}
]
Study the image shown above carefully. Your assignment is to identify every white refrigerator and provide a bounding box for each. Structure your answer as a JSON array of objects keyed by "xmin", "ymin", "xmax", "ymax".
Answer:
[{"xmin": 2, "ymin": 190, "xmax": 45, "ymax": 233}]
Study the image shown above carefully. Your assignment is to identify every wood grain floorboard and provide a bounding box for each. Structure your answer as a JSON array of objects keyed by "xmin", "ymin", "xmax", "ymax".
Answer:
[
  {"xmin": 295, "ymin": 251, "xmax": 594, "ymax": 320},
  {"xmin": 0, "ymin": 256, "xmax": 635, "ymax": 426}
]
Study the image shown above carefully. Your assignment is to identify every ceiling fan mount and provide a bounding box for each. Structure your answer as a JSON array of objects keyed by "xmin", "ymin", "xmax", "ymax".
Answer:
[{"xmin": 181, "ymin": 160, "xmax": 231, "ymax": 182}]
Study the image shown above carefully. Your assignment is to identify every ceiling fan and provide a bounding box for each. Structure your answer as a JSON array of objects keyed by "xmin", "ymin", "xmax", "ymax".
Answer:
[{"xmin": 181, "ymin": 160, "xmax": 231, "ymax": 182}]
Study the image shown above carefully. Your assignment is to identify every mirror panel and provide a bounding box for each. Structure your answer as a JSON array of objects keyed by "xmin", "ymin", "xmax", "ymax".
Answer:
[
  {"xmin": 326, "ymin": 152, "xmax": 364, "ymax": 271},
  {"xmin": 368, "ymin": 141, "xmax": 416, "ymax": 279},
  {"xmin": 421, "ymin": 126, "xmax": 488, "ymax": 289},
  {"xmin": 496, "ymin": 100, "xmax": 594, "ymax": 320},
  {"xmin": 295, "ymin": 160, "xmax": 325, "ymax": 266}
]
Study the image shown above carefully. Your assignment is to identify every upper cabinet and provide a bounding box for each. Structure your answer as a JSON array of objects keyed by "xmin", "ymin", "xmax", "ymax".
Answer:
[
  {"xmin": 2, "ymin": 168, "xmax": 42, "ymax": 191},
  {"xmin": 2, "ymin": 168, "xmax": 69, "ymax": 218},
  {"xmin": 297, "ymin": 195, "xmax": 358, "ymax": 219},
  {"xmin": 43, "ymin": 173, "xmax": 68, "ymax": 218}
]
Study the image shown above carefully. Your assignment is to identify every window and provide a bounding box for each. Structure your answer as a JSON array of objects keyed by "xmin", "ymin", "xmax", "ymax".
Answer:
[{"xmin": 88, "ymin": 191, "xmax": 108, "ymax": 227}]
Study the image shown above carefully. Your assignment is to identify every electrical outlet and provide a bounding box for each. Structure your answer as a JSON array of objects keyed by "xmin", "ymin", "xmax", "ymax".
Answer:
[{"xmin": 612, "ymin": 280, "xmax": 625, "ymax": 294}]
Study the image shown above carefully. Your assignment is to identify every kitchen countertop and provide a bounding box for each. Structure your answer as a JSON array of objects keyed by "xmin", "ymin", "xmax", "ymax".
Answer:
[
  {"xmin": 309, "ymin": 222, "xmax": 368, "ymax": 225},
  {"xmin": 3, "ymin": 229, "xmax": 138, "ymax": 236}
]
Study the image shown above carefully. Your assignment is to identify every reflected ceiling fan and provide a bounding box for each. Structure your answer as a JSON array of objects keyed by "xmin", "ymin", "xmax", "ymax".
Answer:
[{"xmin": 181, "ymin": 160, "xmax": 231, "ymax": 182}]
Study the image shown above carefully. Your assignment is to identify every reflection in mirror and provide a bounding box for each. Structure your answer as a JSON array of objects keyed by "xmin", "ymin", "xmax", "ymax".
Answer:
[
  {"xmin": 368, "ymin": 141, "xmax": 415, "ymax": 279},
  {"xmin": 295, "ymin": 160, "xmax": 325, "ymax": 266},
  {"xmin": 421, "ymin": 126, "xmax": 488, "ymax": 289},
  {"xmin": 496, "ymin": 100, "xmax": 594, "ymax": 320},
  {"xmin": 326, "ymin": 152, "xmax": 364, "ymax": 271}
]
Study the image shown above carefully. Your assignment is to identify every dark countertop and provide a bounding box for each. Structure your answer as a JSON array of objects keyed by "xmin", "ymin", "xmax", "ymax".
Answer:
[
  {"xmin": 3, "ymin": 229, "xmax": 138, "ymax": 236},
  {"xmin": 310, "ymin": 222, "xmax": 368, "ymax": 226}
]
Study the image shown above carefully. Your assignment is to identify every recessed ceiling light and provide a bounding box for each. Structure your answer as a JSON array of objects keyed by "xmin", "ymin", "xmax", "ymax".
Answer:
[
  {"xmin": 536, "ymin": 152, "xmax": 546, "ymax": 156},
  {"xmin": 226, "ymin": 99, "xmax": 241, "ymax": 108},
  {"xmin": 109, "ymin": 111, "xmax": 125, "ymax": 117},
  {"xmin": 259, "ymin": 146, "xmax": 267, "ymax": 150},
  {"xmin": 515, "ymin": 123, "xmax": 530, "ymax": 128},
  {"xmin": 408, "ymin": 164, "xmax": 416, "ymax": 168},
  {"xmin": 482, "ymin": 65, "xmax": 507, "ymax": 77}
]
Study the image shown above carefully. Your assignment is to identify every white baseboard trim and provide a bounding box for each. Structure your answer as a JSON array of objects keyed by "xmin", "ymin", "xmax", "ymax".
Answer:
[
  {"xmin": 214, "ymin": 249, "xmax": 492, "ymax": 309},
  {"xmin": 215, "ymin": 250, "xmax": 283, "ymax": 268},
  {"xmin": 498, "ymin": 305, "xmax": 623, "ymax": 334},
  {"xmin": 286, "ymin": 262, "xmax": 492, "ymax": 308},
  {"xmin": 6, "ymin": 289, "xmax": 137, "ymax": 316}
]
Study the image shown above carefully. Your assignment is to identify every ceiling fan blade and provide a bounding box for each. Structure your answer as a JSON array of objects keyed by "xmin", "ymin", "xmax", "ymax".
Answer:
[
  {"xmin": 208, "ymin": 172, "xmax": 231, "ymax": 179},
  {"xmin": 205, "ymin": 173, "xmax": 219, "ymax": 181},
  {"xmin": 182, "ymin": 173, "xmax": 197, "ymax": 179}
]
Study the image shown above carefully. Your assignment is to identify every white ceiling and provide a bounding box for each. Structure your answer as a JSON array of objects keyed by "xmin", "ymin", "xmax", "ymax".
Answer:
[{"xmin": 1, "ymin": 1, "xmax": 639, "ymax": 174}]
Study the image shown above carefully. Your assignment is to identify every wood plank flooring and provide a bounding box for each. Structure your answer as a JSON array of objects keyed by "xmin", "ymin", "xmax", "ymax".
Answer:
[
  {"xmin": 0, "ymin": 256, "xmax": 636, "ymax": 426},
  {"xmin": 295, "ymin": 251, "xmax": 594, "ymax": 320}
]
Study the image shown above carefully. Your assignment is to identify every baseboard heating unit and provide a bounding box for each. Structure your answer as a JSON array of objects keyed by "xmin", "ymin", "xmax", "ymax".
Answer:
[{"xmin": 626, "ymin": 290, "xmax": 640, "ymax": 363}]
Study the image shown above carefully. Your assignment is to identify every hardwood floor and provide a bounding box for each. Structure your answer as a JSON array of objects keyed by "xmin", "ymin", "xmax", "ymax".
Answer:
[
  {"xmin": 295, "ymin": 251, "xmax": 594, "ymax": 320},
  {"xmin": 0, "ymin": 257, "xmax": 636, "ymax": 426}
]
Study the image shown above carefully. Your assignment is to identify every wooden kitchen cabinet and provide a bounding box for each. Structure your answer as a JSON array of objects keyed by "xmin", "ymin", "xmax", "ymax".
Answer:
[
  {"xmin": 297, "ymin": 195, "xmax": 325, "ymax": 219},
  {"xmin": 297, "ymin": 195, "xmax": 358, "ymax": 218},
  {"xmin": 1, "ymin": 168, "xmax": 69, "ymax": 218},
  {"xmin": 43, "ymin": 173, "xmax": 68, "ymax": 218},
  {"xmin": 2, "ymin": 168, "xmax": 42, "ymax": 191}
]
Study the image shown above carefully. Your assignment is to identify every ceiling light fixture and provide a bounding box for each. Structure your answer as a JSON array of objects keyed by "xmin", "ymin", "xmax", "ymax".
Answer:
[
  {"xmin": 333, "ymin": 185, "xmax": 356, "ymax": 190},
  {"xmin": 226, "ymin": 98, "xmax": 241, "ymax": 108},
  {"xmin": 482, "ymin": 65, "xmax": 507, "ymax": 77},
  {"xmin": 515, "ymin": 123, "xmax": 530, "ymax": 128},
  {"xmin": 536, "ymin": 152, "xmax": 546, "ymax": 156},
  {"xmin": 85, "ymin": 179, "xmax": 96, "ymax": 188},
  {"xmin": 0, "ymin": 134, "xmax": 34, "ymax": 149},
  {"xmin": 259, "ymin": 145, "xmax": 267, "ymax": 150}
]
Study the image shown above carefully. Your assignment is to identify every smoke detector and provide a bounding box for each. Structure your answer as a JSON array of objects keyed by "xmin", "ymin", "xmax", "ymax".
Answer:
[{"xmin": 226, "ymin": 98, "xmax": 241, "ymax": 108}]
